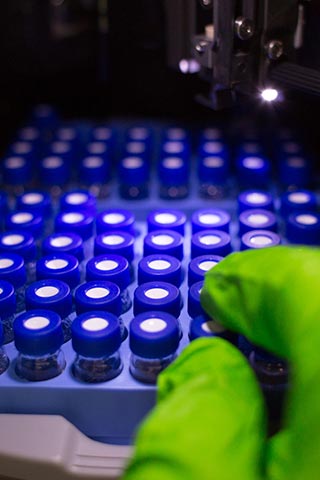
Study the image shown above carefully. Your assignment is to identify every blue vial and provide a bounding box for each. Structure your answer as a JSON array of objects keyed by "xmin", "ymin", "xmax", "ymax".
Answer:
[
  {"xmin": 124, "ymin": 142, "xmax": 149, "ymax": 160},
  {"xmin": 0, "ymin": 280, "xmax": 16, "ymax": 343},
  {"xmin": 90, "ymin": 126, "xmax": 115, "ymax": 145},
  {"xmin": 198, "ymin": 140, "xmax": 228, "ymax": 159},
  {"xmin": 94, "ymin": 231, "xmax": 135, "ymax": 263},
  {"xmin": 74, "ymin": 280, "xmax": 127, "ymax": 341},
  {"xmin": 31, "ymin": 104, "xmax": 58, "ymax": 134},
  {"xmin": 96, "ymin": 209, "xmax": 135, "ymax": 236},
  {"xmin": 280, "ymin": 190, "xmax": 317, "ymax": 217},
  {"xmin": 147, "ymin": 209, "xmax": 186, "ymax": 235},
  {"xmin": 39, "ymin": 156, "xmax": 70, "ymax": 197},
  {"xmin": 191, "ymin": 230, "xmax": 232, "ymax": 258},
  {"xmin": 55, "ymin": 211, "xmax": 94, "ymax": 258},
  {"xmin": 79, "ymin": 156, "xmax": 111, "ymax": 199},
  {"xmin": 16, "ymin": 191, "xmax": 51, "ymax": 215},
  {"xmin": 127, "ymin": 126, "xmax": 152, "ymax": 144},
  {"xmin": 8, "ymin": 142, "xmax": 35, "ymax": 165},
  {"xmin": 189, "ymin": 315, "xmax": 235, "ymax": 343},
  {"xmin": 188, "ymin": 255, "xmax": 223, "ymax": 286},
  {"xmin": 26, "ymin": 279, "xmax": 74, "ymax": 343},
  {"xmin": 48, "ymin": 141, "xmax": 74, "ymax": 165},
  {"xmin": 54, "ymin": 126, "xmax": 79, "ymax": 153},
  {"xmin": 71, "ymin": 311, "xmax": 123, "ymax": 383},
  {"xmin": 286, "ymin": 212, "xmax": 320, "ymax": 246},
  {"xmin": 0, "ymin": 231, "xmax": 37, "ymax": 284},
  {"xmin": 198, "ymin": 155, "xmax": 230, "ymax": 199},
  {"xmin": 60, "ymin": 190, "xmax": 97, "ymax": 216},
  {"xmin": 249, "ymin": 347, "xmax": 288, "ymax": 422},
  {"xmin": 2, "ymin": 156, "xmax": 32, "ymax": 195},
  {"xmin": 158, "ymin": 156, "xmax": 189, "ymax": 200},
  {"xmin": 161, "ymin": 140, "xmax": 189, "ymax": 161},
  {"xmin": 143, "ymin": 230, "xmax": 184, "ymax": 260},
  {"xmin": 5, "ymin": 211, "xmax": 43, "ymax": 240},
  {"xmin": 118, "ymin": 156, "xmax": 149, "ymax": 200},
  {"xmin": 0, "ymin": 322, "xmax": 9, "ymax": 375},
  {"xmin": 14, "ymin": 309, "xmax": 65, "ymax": 382},
  {"xmin": 279, "ymin": 155, "xmax": 311, "ymax": 189},
  {"xmin": 163, "ymin": 127, "xmax": 188, "ymax": 142},
  {"xmin": 138, "ymin": 255, "xmax": 182, "ymax": 286},
  {"xmin": 42, "ymin": 233, "xmax": 85, "ymax": 281},
  {"xmin": 238, "ymin": 190, "xmax": 274, "ymax": 213},
  {"xmin": 134, "ymin": 281, "xmax": 181, "ymax": 318},
  {"xmin": 86, "ymin": 255, "xmax": 132, "ymax": 313},
  {"xmin": 188, "ymin": 281, "xmax": 205, "ymax": 319},
  {"xmin": 241, "ymin": 230, "xmax": 281, "ymax": 250},
  {"xmin": 0, "ymin": 253, "xmax": 26, "ymax": 312},
  {"xmin": 239, "ymin": 209, "xmax": 278, "ymax": 236},
  {"xmin": 129, "ymin": 311, "xmax": 180, "ymax": 384},
  {"xmin": 191, "ymin": 209, "xmax": 230, "ymax": 234},
  {"xmin": 17, "ymin": 126, "xmax": 41, "ymax": 145},
  {"xmin": 85, "ymin": 141, "xmax": 110, "ymax": 162},
  {"xmin": 236, "ymin": 155, "xmax": 271, "ymax": 189},
  {"xmin": 36, "ymin": 253, "xmax": 80, "ymax": 291}
]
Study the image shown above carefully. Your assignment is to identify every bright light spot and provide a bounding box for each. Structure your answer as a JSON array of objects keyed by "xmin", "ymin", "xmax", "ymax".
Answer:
[
  {"xmin": 261, "ymin": 88, "xmax": 279, "ymax": 102},
  {"xmin": 179, "ymin": 59, "xmax": 200, "ymax": 74}
]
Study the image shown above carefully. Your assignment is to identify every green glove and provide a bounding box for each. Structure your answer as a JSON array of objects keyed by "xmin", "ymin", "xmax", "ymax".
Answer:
[{"xmin": 123, "ymin": 246, "xmax": 320, "ymax": 480}]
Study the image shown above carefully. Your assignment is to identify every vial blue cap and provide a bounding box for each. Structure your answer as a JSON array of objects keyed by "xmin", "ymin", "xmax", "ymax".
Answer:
[
  {"xmin": 239, "ymin": 209, "xmax": 277, "ymax": 236},
  {"xmin": 138, "ymin": 255, "xmax": 182, "ymax": 286},
  {"xmin": 31, "ymin": 104, "xmax": 58, "ymax": 131},
  {"xmin": 75, "ymin": 281, "xmax": 121, "ymax": 316},
  {"xmin": 241, "ymin": 230, "xmax": 281, "ymax": 250},
  {"xmin": 16, "ymin": 191, "xmax": 51, "ymax": 217},
  {"xmin": 199, "ymin": 127, "xmax": 223, "ymax": 142},
  {"xmin": 238, "ymin": 190, "xmax": 274, "ymax": 213},
  {"xmin": 79, "ymin": 156, "xmax": 110, "ymax": 185},
  {"xmin": 0, "ymin": 253, "xmax": 26, "ymax": 288},
  {"xmin": 134, "ymin": 281, "xmax": 181, "ymax": 317},
  {"xmin": 124, "ymin": 142, "xmax": 149, "ymax": 159},
  {"xmin": 5, "ymin": 211, "xmax": 43, "ymax": 239},
  {"xmin": 42, "ymin": 233, "xmax": 84, "ymax": 262},
  {"xmin": 91, "ymin": 126, "xmax": 114, "ymax": 143},
  {"xmin": 280, "ymin": 190, "xmax": 317, "ymax": 217},
  {"xmin": 191, "ymin": 230, "xmax": 232, "ymax": 258},
  {"xmin": 85, "ymin": 142, "xmax": 109, "ymax": 161},
  {"xmin": 191, "ymin": 209, "xmax": 230, "ymax": 234},
  {"xmin": 198, "ymin": 156, "xmax": 229, "ymax": 185},
  {"xmin": 55, "ymin": 211, "xmax": 94, "ymax": 241},
  {"xmin": 188, "ymin": 255, "xmax": 223, "ymax": 286},
  {"xmin": 161, "ymin": 140, "xmax": 190, "ymax": 160},
  {"xmin": 54, "ymin": 126, "xmax": 78, "ymax": 143},
  {"xmin": 127, "ymin": 126, "xmax": 152, "ymax": 143},
  {"xmin": 86, "ymin": 255, "xmax": 130, "ymax": 290},
  {"xmin": 198, "ymin": 140, "xmax": 228, "ymax": 159},
  {"xmin": 0, "ymin": 231, "xmax": 36, "ymax": 262},
  {"xmin": 96, "ymin": 209, "xmax": 135, "ymax": 235},
  {"xmin": 26, "ymin": 279, "xmax": 72, "ymax": 318},
  {"xmin": 36, "ymin": 254, "xmax": 80, "ymax": 289},
  {"xmin": 279, "ymin": 155, "xmax": 311, "ymax": 188},
  {"xmin": 236, "ymin": 155, "xmax": 271, "ymax": 188},
  {"xmin": 8, "ymin": 142, "xmax": 35, "ymax": 163},
  {"xmin": 71, "ymin": 311, "xmax": 121, "ymax": 358},
  {"xmin": 0, "ymin": 280, "xmax": 16, "ymax": 316},
  {"xmin": 3, "ymin": 157, "xmax": 32, "ymax": 185},
  {"xmin": 14, "ymin": 309, "xmax": 63, "ymax": 356},
  {"xmin": 130, "ymin": 311, "xmax": 180, "ymax": 359},
  {"xmin": 94, "ymin": 231, "xmax": 135, "ymax": 262},
  {"xmin": 119, "ymin": 156, "xmax": 149, "ymax": 185},
  {"xmin": 143, "ymin": 230, "xmax": 184, "ymax": 260},
  {"xmin": 48, "ymin": 141, "xmax": 74, "ymax": 164},
  {"xmin": 236, "ymin": 141, "xmax": 263, "ymax": 157},
  {"xmin": 164, "ymin": 127, "xmax": 188, "ymax": 142},
  {"xmin": 39, "ymin": 156, "xmax": 70, "ymax": 185},
  {"xmin": 60, "ymin": 190, "xmax": 97, "ymax": 215},
  {"xmin": 17, "ymin": 126, "xmax": 41, "ymax": 143},
  {"xmin": 158, "ymin": 157, "xmax": 189, "ymax": 187},
  {"xmin": 189, "ymin": 315, "xmax": 229, "ymax": 341},
  {"xmin": 286, "ymin": 212, "xmax": 320, "ymax": 246},
  {"xmin": 188, "ymin": 281, "xmax": 205, "ymax": 318},
  {"xmin": 147, "ymin": 209, "xmax": 186, "ymax": 235}
]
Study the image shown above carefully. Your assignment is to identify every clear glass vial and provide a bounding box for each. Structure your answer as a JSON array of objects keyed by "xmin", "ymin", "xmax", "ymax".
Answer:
[
  {"xmin": 129, "ymin": 311, "xmax": 180, "ymax": 384},
  {"xmin": 14, "ymin": 309, "xmax": 65, "ymax": 382},
  {"xmin": 71, "ymin": 311, "xmax": 123, "ymax": 383}
]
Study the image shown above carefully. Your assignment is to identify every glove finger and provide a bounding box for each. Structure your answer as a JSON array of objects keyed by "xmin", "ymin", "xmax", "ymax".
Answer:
[
  {"xmin": 201, "ymin": 246, "xmax": 320, "ymax": 480},
  {"xmin": 123, "ymin": 338, "xmax": 266, "ymax": 480}
]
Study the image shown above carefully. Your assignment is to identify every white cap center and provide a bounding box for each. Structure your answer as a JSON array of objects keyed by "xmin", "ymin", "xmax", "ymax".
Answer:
[
  {"xmin": 102, "ymin": 235, "xmax": 125, "ymax": 246},
  {"xmin": 145, "ymin": 288, "xmax": 169, "ymax": 300},
  {"xmin": 103, "ymin": 213, "xmax": 125, "ymax": 225},
  {"xmin": 247, "ymin": 214, "xmax": 269, "ymax": 226},
  {"xmin": 50, "ymin": 236, "xmax": 73, "ymax": 247},
  {"xmin": 199, "ymin": 213, "xmax": 221, "ymax": 225},
  {"xmin": 203, "ymin": 157, "xmax": 224, "ymax": 168},
  {"xmin": 66, "ymin": 193, "xmax": 88, "ymax": 205},
  {"xmin": 243, "ymin": 157, "xmax": 264, "ymax": 169},
  {"xmin": 246, "ymin": 192, "xmax": 268, "ymax": 204},
  {"xmin": 162, "ymin": 157, "xmax": 183, "ymax": 169},
  {"xmin": 199, "ymin": 260, "xmax": 218, "ymax": 271},
  {"xmin": 155, "ymin": 213, "xmax": 177, "ymax": 225},
  {"xmin": 140, "ymin": 318, "xmax": 167, "ymax": 333},
  {"xmin": 36, "ymin": 286, "xmax": 59, "ymax": 298},
  {"xmin": 86, "ymin": 287, "xmax": 110, "ymax": 299},
  {"xmin": 43, "ymin": 157, "xmax": 63, "ymax": 168},
  {"xmin": 62, "ymin": 213, "xmax": 84, "ymax": 224},
  {"xmin": 296, "ymin": 214, "xmax": 318, "ymax": 226},
  {"xmin": 200, "ymin": 234, "xmax": 221, "ymax": 246},
  {"xmin": 83, "ymin": 156, "xmax": 104, "ymax": 168},
  {"xmin": 12, "ymin": 212, "xmax": 33, "ymax": 224},
  {"xmin": 152, "ymin": 234, "xmax": 175, "ymax": 246},
  {"xmin": 250, "ymin": 235, "xmax": 273, "ymax": 246},
  {"xmin": 96, "ymin": 260, "xmax": 118, "ymax": 271},
  {"xmin": 122, "ymin": 157, "xmax": 143, "ymax": 169},
  {"xmin": 82, "ymin": 317, "xmax": 109, "ymax": 332},
  {"xmin": 46, "ymin": 259, "xmax": 68, "ymax": 270},
  {"xmin": 204, "ymin": 142, "xmax": 223, "ymax": 154},
  {"xmin": 22, "ymin": 193, "xmax": 44, "ymax": 205},
  {"xmin": 148, "ymin": 260, "xmax": 171, "ymax": 271},
  {"xmin": 2, "ymin": 234, "xmax": 24, "ymax": 246},
  {"xmin": 288, "ymin": 192, "xmax": 310, "ymax": 204},
  {"xmin": 0, "ymin": 259, "xmax": 14, "ymax": 269},
  {"xmin": 24, "ymin": 316, "xmax": 50, "ymax": 330}
]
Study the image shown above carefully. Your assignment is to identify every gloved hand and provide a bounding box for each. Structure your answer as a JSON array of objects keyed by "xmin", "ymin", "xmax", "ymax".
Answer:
[{"xmin": 123, "ymin": 246, "xmax": 320, "ymax": 480}]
